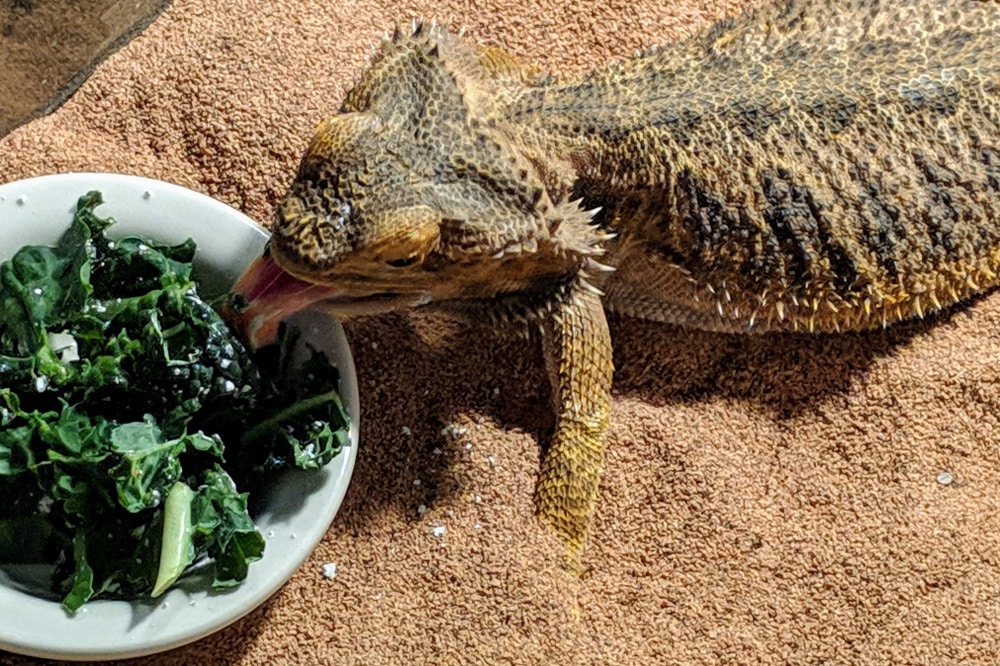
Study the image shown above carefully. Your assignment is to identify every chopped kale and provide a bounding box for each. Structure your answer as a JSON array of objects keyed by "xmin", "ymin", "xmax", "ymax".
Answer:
[{"xmin": 0, "ymin": 191, "xmax": 349, "ymax": 611}]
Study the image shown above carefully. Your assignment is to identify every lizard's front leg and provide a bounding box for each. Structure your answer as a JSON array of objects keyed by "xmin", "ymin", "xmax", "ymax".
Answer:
[{"xmin": 536, "ymin": 283, "xmax": 614, "ymax": 565}]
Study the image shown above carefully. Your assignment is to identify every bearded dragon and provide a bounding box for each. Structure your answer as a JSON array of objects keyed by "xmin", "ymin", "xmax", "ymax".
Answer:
[{"xmin": 224, "ymin": 0, "xmax": 1000, "ymax": 562}]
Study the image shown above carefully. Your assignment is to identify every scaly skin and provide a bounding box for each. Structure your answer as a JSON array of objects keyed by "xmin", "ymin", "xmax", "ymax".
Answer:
[{"xmin": 226, "ymin": 0, "xmax": 1000, "ymax": 562}]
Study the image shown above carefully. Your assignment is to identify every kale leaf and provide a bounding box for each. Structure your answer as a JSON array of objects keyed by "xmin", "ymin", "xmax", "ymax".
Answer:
[{"xmin": 0, "ymin": 191, "xmax": 349, "ymax": 611}]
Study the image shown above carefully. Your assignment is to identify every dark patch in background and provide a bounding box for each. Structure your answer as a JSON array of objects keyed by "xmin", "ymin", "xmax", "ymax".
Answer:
[{"xmin": 0, "ymin": 0, "xmax": 169, "ymax": 138}]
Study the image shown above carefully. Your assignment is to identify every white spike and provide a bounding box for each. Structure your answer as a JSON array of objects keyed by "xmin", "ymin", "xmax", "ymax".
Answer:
[
  {"xmin": 586, "ymin": 258, "xmax": 616, "ymax": 273},
  {"xmin": 594, "ymin": 261, "xmax": 616, "ymax": 273}
]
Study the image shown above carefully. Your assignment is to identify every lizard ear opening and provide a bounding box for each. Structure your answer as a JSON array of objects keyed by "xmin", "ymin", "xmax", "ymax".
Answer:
[{"xmin": 364, "ymin": 206, "xmax": 442, "ymax": 268}]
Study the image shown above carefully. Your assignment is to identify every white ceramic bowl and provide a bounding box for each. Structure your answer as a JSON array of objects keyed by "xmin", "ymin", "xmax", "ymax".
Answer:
[{"xmin": 0, "ymin": 173, "xmax": 359, "ymax": 661}]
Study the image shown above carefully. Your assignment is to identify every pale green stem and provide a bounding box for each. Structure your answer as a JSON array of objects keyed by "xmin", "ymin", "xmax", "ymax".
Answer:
[{"xmin": 151, "ymin": 481, "xmax": 196, "ymax": 598}]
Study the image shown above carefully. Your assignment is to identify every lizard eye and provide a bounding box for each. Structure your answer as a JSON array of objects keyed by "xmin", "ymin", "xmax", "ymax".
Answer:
[{"xmin": 386, "ymin": 255, "xmax": 418, "ymax": 268}]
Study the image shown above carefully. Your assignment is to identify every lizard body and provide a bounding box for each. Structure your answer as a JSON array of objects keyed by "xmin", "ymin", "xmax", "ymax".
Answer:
[{"xmin": 227, "ymin": 0, "xmax": 1000, "ymax": 560}]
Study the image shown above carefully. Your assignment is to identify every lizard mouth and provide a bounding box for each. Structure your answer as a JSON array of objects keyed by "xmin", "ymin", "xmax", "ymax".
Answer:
[{"xmin": 223, "ymin": 253, "xmax": 428, "ymax": 349}]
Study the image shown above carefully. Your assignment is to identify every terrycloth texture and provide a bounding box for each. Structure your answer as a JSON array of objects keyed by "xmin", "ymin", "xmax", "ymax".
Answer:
[{"xmin": 4, "ymin": 0, "xmax": 1000, "ymax": 663}]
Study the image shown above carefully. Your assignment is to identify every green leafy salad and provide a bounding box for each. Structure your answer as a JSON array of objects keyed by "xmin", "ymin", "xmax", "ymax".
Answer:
[{"xmin": 0, "ymin": 192, "xmax": 349, "ymax": 611}]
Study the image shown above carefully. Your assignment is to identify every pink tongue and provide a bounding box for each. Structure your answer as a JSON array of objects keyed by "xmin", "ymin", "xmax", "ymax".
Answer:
[
  {"xmin": 235, "ymin": 253, "xmax": 311, "ymax": 302},
  {"xmin": 226, "ymin": 254, "xmax": 341, "ymax": 349}
]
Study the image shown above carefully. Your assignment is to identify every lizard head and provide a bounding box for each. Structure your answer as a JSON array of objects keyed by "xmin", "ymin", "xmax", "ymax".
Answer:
[{"xmin": 227, "ymin": 22, "xmax": 608, "ymax": 348}]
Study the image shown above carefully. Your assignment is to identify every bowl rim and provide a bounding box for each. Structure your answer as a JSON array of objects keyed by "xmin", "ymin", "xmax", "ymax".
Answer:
[{"xmin": 0, "ymin": 172, "xmax": 359, "ymax": 661}]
